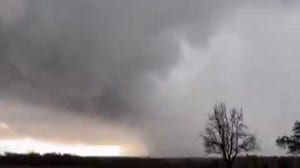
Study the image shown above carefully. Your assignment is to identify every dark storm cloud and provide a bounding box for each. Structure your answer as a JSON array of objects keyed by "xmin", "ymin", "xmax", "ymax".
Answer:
[
  {"xmin": 0, "ymin": 0, "xmax": 238, "ymax": 120},
  {"xmin": 0, "ymin": 0, "xmax": 300, "ymax": 157},
  {"xmin": 1, "ymin": 0, "xmax": 300, "ymax": 157},
  {"xmin": 0, "ymin": 0, "xmax": 260, "ymax": 157}
]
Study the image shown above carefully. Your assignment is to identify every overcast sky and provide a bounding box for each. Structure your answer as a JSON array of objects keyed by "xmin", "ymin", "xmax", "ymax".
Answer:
[{"xmin": 0, "ymin": 0, "xmax": 299, "ymax": 157}]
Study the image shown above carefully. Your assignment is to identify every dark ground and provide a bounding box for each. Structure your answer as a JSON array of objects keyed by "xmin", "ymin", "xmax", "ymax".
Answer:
[{"xmin": 0, "ymin": 153, "xmax": 299, "ymax": 168}]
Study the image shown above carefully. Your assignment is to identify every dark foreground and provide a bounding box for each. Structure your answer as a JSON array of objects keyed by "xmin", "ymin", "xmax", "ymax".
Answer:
[{"xmin": 0, "ymin": 153, "xmax": 299, "ymax": 168}]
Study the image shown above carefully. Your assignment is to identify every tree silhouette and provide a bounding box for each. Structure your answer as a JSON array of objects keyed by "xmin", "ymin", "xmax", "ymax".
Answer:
[
  {"xmin": 276, "ymin": 121, "xmax": 300, "ymax": 154},
  {"xmin": 202, "ymin": 103, "xmax": 258, "ymax": 168}
]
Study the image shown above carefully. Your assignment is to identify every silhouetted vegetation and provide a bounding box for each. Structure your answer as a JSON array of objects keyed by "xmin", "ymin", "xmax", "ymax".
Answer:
[
  {"xmin": 202, "ymin": 103, "xmax": 258, "ymax": 168},
  {"xmin": 0, "ymin": 153, "xmax": 300, "ymax": 168},
  {"xmin": 276, "ymin": 121, "xmax": 300, "ymax": 154}
]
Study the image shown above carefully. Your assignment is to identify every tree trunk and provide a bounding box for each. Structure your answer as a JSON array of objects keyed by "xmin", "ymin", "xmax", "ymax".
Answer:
[{"xmin": 225, "ymin": 160, "xmax": 233, "ymax": 168}]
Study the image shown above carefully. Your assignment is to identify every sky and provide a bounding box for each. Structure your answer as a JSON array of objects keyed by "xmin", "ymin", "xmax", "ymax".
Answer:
[{"xmin": 0, "ymin": 0, "xmax": 299, "ymax": 157}]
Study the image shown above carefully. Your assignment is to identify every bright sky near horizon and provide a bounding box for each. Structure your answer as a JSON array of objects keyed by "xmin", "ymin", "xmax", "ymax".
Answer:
[{"xmin": 0, "ymin": 137, "xmax": 122, "ymax": 156}]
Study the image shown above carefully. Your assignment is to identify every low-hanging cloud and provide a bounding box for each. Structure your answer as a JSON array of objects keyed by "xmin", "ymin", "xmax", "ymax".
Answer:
[
  {"xmin": 3, "ymin": 0, "xmax": 299, "ymax": 157},
  {"xmin": 0, "ymin": 0, "xmax": 243, "ymax": 156},
  {"xmin": 0, "ymin": 0, "xmax": 238, "ymax": 120}
]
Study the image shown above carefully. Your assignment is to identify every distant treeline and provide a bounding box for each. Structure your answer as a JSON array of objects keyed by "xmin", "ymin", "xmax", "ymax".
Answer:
[{"xmin": 0, "ymin": 153, "xmax": 299, "ymax": 168}]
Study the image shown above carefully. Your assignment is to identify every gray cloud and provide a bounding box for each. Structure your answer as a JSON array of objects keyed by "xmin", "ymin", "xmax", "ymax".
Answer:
[
  {"xmin": 0, "ymin": 0, "xmax": 242, "ymax": 156},
  {"xmin": 1, "ymin": 0, "xmax": 233, "ymax": 119},
  {"xmin": 0, "ymin": 0, "xmax": 239, "ymax": 122},
  {"xmin": 3, "ymin": 0, "xmax": 299, "ymax": 157}
]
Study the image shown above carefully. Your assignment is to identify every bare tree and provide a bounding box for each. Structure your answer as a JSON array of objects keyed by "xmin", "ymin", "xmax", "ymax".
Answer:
[
  {"xmin": 276, "ymin": 121, "xmax": 300, "ymax": 154},
  {"xmin": 201, "ymin": 103, "xmax": 258, "ymax": 168}
]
